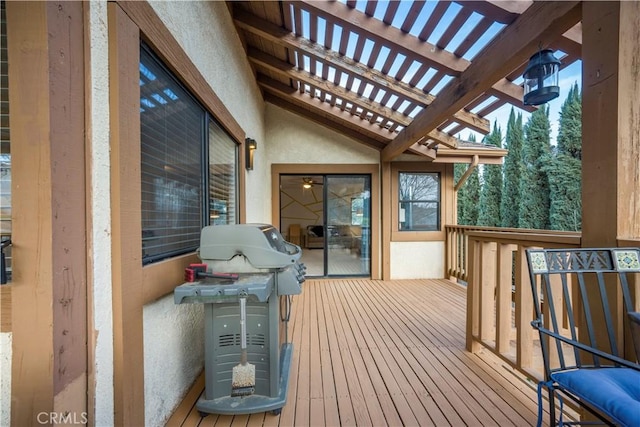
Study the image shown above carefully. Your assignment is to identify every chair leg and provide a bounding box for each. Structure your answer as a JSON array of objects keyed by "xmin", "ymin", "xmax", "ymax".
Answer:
[{"xmin": 548, "ymin": 387, "xmax": 557, "ymax": 426}]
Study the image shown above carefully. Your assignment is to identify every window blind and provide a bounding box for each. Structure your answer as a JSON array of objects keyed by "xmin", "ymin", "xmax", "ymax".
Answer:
[
  {"xmin": 208, "ymin": 121, "xmax": 238, "ymax": 225},
  {"xmin": 140, "ymin": 46, "xmax": 205, "ymax": 264}
]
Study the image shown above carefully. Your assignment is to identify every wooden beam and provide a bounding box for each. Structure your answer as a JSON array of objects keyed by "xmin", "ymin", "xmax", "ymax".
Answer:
[
  {"xmin": 454, "ymin": 155, "xmax": 479, "ymax": 191},
  {"xmin": 248, "ymin": 47, "xmax": 412, "ymax": 126},
  {"xmin": 291, "ymin": 0, "xmax": 531, "ymax": 112},
  {"xmin": 293, "ymin": 0, "xmax": 466, "ymax": 73},
  {"xmin": 233, "ymin": 7, "xmax": 490, "ymax": 135},
  {"xmin": 381, "ymin": 1, "xmax": 582, "ymax": 161}
]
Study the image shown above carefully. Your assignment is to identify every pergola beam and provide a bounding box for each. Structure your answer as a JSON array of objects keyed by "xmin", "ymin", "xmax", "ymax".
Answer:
[
  {"xmin": 294, "ymin": 0, "xmax": 532, "ymax": 111},
  {"xmin": 249, "ymin": 48, "xmax": 459, "ymax": 150},
  {"xmin": 233, "ymin": 7, "xmax": 490, "ymax": 135},
  {"xmin": 381, "ymin": 1, "xmax": 582, "ymax": 161}
]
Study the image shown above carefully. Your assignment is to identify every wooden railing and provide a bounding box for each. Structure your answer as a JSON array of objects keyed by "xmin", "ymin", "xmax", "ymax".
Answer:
[{"xmin": 445, "ymin": 225, "xmax": 582, "ymax": 382}]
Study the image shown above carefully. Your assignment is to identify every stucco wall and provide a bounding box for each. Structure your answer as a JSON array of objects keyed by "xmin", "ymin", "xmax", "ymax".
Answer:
[
  {"xmin": 87, "ymin": 2, "xmax": 114, "ymax": 425},
  {"xmin": 390, "ymin": 241, "xmax": 445, "ymax": 279},
  {"xmin": 0, "ymin": 332, "xmax": 10, "ymax": 425},
  {"xmin": 143, "ymin": 2, "xmax": 267, "ymax": 423},
  {"xmin": 143, "ymin": 297, "xmax": 204, "ymax": 427},
  {"xmin": 265, "ymin": 104, "xmax": 380, "ymax": 166}
]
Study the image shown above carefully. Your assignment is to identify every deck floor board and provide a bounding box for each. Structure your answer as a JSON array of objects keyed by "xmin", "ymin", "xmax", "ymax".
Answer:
[{"xmin": 166, "ymin": 278, "xmax": 558, "ymax": 426}]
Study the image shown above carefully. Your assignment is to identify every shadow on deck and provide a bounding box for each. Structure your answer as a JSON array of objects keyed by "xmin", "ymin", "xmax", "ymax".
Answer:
[{"xmin": 167, "ymin": 278, "xmax": 554, "ymax": 426}]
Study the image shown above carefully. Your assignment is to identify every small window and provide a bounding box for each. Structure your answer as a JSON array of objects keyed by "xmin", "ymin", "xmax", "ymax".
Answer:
[{"xmin": 398, "ymin": 172, "xmax": 440, "ymax": 231}]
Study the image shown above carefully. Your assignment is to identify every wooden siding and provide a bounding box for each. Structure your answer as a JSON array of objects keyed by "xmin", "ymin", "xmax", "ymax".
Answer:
[{"xmin": 168, "ymin": 279, "xmax": 564, "ymax": 426}]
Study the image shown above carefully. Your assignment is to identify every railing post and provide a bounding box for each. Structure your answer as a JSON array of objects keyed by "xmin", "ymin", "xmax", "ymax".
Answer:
[
  {"xmin": 466, "ymin": 238, "xmax": 481, "ymax": 353},
  {"xmin": 496, "ymin": 243, "xmax": 514, "ymax": 355}
]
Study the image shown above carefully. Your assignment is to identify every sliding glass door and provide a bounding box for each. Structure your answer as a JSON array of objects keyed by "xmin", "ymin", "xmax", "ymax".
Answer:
[
  {"xmin": 325, "ymin": 175, "xmax": 370, "ymax": 276},
  {"xmin": 280, "ymin": 174, "xmax": 371, "ymax": 277}
]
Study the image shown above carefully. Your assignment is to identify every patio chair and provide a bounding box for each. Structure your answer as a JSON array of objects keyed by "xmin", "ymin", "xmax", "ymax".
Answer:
[{"xmin": 526, "ymin": 248, "xmax": 640, "ymax": 426}]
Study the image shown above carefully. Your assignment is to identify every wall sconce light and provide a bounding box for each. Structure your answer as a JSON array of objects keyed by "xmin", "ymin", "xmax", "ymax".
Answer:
[
  {"xmin": 245, "ymin": 138, "xmax": 257, "ymax": 170},
  {"xmin": 523, "ymin": 49, "xmax": 561, "ymax": 106}
]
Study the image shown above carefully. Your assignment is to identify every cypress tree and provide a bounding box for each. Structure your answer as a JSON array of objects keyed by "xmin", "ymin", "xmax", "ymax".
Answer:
[
  {"xmin": 519, "ymin": 105, "xmax": 552, "ymax": 229},
  {"xmin": 557, "ymin": 83, "xmax": 582, "ymax": 160},
  {"xmin": 462, "ymin": 168, "xmax": 481, "ymax": 225},
  {"xmin": 501, "ymin": 108, "xmax": 524, "ymax": 228},
  {"xmin": 478, "ymin": 123, "xmax": 503, "ymax": 227},
  {"xmin": 546, "ymin": 84, "xmax": 582, "ymax": 230}
]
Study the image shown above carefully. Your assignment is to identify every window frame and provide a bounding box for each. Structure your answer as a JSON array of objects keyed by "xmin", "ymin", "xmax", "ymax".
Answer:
[
  {"xmin": 390, "ymin": 162, "xmax": 451, "ymax": 242},
  {"xmin": 398, "ymin": 171, "xmax": 441, "ymax": 232}
]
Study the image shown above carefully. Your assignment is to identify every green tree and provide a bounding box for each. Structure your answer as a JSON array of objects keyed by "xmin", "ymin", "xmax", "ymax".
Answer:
[
  {"xmin": 546, "ymin": 84, "xmax": 582, "ymax": 230},
  {"xmin": 461, "ymin": 168, "xmax": 480, "ymax": 225},
  {"xmin": 501, "ymin": 108, "xmax": 524, "ymax": 228},
  {"xmin": 556, "ymin": 83, "xmax": 582, "ymax": 160},
  {"xmin": 519, "ymin": 105, "xmax": 552, "ymax": 229},
  {"xmin": 478, "ymin": 123, "xmax": 503, "ymax": 227}
]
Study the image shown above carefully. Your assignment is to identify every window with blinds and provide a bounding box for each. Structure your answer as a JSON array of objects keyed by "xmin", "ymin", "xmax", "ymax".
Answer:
[
  {"xmin": 140, "ymin": 45, "xmax": 240, "ymax": 264},
  {"xmin": 208, "ymin": 121, "xmax": 238, "ymax": 225},
  {"xmin": 140, "ymin": 46, "xmax": 205, "ymax": 264}
]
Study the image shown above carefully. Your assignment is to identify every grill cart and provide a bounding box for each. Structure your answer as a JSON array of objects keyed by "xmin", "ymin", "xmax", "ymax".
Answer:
[{"xmin": 174, "ymin": 224, "xmax": 305, "ymax": 416}]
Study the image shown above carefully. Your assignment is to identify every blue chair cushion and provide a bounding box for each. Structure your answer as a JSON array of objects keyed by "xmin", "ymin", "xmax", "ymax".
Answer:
[{"xmin": 551, "ymin": 368, "xmax": 640, "ymax": 427}]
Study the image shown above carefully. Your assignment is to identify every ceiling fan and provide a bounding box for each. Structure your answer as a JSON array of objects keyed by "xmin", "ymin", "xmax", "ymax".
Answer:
[{"xmin": 302, "ymin": 177, "xmax": 323, "ymax": 189}]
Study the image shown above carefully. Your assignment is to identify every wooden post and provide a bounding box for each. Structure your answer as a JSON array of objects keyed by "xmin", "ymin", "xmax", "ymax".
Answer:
[
  {"xmin": 8, "ymin": 2, "xmax": 88, "ymax": 424},
  {"xmin": 582, "ymin": 1, "xmax": 640, "ymax": 248},
  {"xmin": 581, "ymin": 0, "xmax": 640, "ymax": 360}
]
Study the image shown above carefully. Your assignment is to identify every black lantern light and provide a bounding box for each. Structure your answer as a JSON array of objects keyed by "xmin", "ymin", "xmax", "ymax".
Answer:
[
  {"xmin": 245, "ymin": 138, "xmax": 257, "ymax": 170},
  {"xmin": 523, "ymin": 49, "xmax": 561, "ymax": 106}
]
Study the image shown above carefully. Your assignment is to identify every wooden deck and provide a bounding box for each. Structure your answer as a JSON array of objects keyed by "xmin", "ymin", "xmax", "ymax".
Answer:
[{"xmin": 167, "ymin": 278, "xmax": 554, "ymax": 426}]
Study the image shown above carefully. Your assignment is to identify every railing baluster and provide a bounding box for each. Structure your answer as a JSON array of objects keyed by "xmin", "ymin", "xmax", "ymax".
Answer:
[
  {"xmin": 515, "ymin": 246, "xmax": 534, "ymax": 369},
  {"xmin": 479, "ymin": 241, "xmax": 496, "ymax": 342},
  {"xmin": 496, "ymin": 243, "xmax": 514, "ymax": 355}
]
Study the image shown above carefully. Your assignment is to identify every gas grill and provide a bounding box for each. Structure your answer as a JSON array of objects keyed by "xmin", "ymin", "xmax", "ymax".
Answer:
[{"xmin": 174, "ymin": 224, "xmax": 305, "ymax": 416}]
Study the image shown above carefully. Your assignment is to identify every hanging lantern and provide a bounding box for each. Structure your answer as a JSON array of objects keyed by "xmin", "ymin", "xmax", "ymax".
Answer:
[{"xmin": 523, "ymin": 49, "xmax": 561, "ymax": 106}]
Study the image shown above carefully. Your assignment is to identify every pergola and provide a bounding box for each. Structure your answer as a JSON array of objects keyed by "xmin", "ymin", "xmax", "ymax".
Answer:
[{"xmin": 231, "ymin": 1, "xmax": 582, "ymax": 161}]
